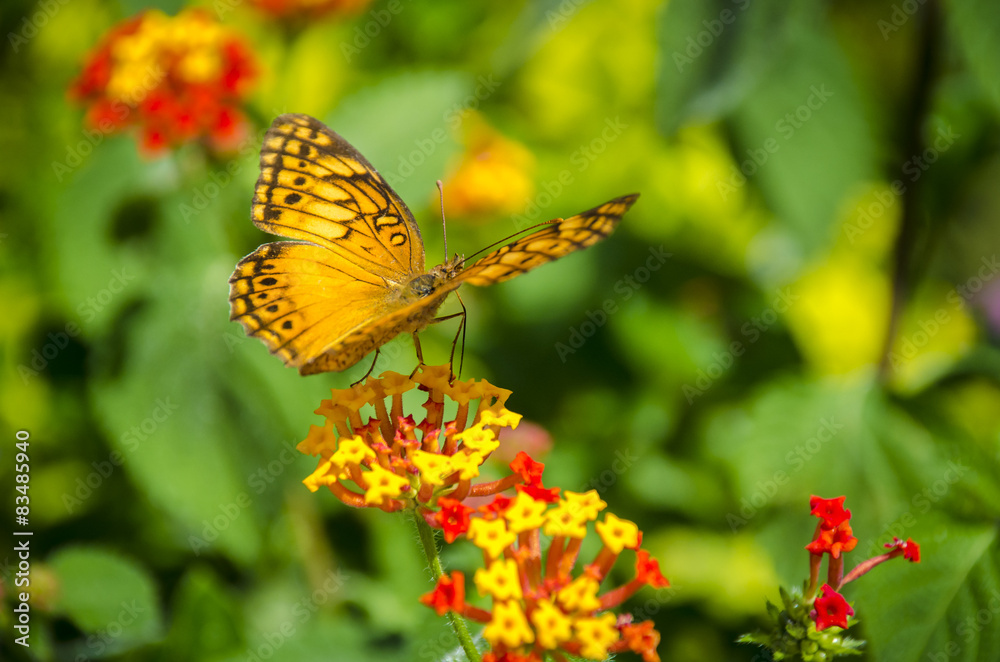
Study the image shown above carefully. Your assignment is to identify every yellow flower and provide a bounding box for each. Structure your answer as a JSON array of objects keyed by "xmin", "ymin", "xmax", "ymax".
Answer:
[
  {"xmin": 362, "ymin": 464, "xmax": 409, "ymax": 506},
  {"xmin": 557, "ymin": 575, "xmax": 601, "ymax": 613},
  {"xmin": 479, "ymin": 405, "xmax": 522, "ymax": 430},
  {"xmin": 453, "ymin": 423, "xmax": 498, "ymax": 453},
  {"xmin": 596, "ymin": 512, "xmax": 640, "ymax": 553},
  {"xmin": 561, "ymin": 490, "xmax": 607, "ymax": 522},
  {"xmin": 331, "ymin": 436, "xmax": 375, "ymax": 467},
  {"xmin": 449, "ymin": 449, "xmax": 485, "ymax": 481},
  {"xmin": 544, "ymin": 501, "xmax": 590, "ymax": 539},
  {"xmin": 505, "ymin": 492, "xmax": 548, "ymax": 534},
  {"xmin": 474, "ymin": 559, "xmax": 523, "ymax": 601},
  {"xmin": 410, "ymin": 449, "xmax": 454, "ymax": 486},
  {"xmin": 441, "ymin": 115, "xmax": 536, "ymax": 221},
  {"xmin": 467, "ymin": 517, "xmax": 517, "ymax": 559},
  {"xmin": 483, "ymin": 601, "xmax": 535, "ymax": 649},
  {"xmin": 530, "ymin": 598, "xmax": 573, "ymax": 649},
  {"xmin": 573, "ymin": 612, "xmax": 620, "ymax": 660},
  {"xmin": 296, "ymin": 420, "xmax": 337, "ymax": 457}
]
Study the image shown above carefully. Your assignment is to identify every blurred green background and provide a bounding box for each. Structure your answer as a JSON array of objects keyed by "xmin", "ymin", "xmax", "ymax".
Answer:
[{"xmin": 2, "ymin": 0, "xmax": 1000, "ymax": 660}]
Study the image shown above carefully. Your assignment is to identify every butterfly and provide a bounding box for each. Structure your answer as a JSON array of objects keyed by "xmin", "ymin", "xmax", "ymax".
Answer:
[{"xmin": 229, "ymin": 113, "xmax": 639, "ymax": 375}]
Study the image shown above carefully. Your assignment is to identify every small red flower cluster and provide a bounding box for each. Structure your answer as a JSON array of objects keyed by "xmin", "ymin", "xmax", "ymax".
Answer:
[
  {"xmin": 741, "ymin": 495, "xmax": 922, "ymax": 659},
  {"xmin": 246, "ymin": 0, "xmax": 372, "ymax": 19},
  {"xmin": 806, "ymin": 495, "xmax": 920, "ymax": 631},
  {"xmin": 70, "ymin": 9, "xmax": 258, "ymax": 154}
]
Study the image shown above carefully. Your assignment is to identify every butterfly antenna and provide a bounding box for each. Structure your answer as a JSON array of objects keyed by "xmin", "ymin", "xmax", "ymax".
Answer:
[
  {"xmin": 462, "ymin": 218, "xmax": 561, "ymax": 264},
  {"xmin": 436, "ymin": 180, "xmax": 448, "ymax": 261}
]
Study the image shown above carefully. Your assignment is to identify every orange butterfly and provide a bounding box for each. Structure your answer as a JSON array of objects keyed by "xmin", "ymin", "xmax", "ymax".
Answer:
[{"xmin": 229, "ymin": 114, "xmax": 638, "ymax": 375}]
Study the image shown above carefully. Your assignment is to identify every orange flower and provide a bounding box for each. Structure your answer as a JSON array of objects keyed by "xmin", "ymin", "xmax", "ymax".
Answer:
[
  {"xmin": 70, "ymin": 9, "xmax": 258, "ymax": 155},
  {"xmin": 805, "ymin": 521, "xmax": 858, "ymax": 559},
  {"xmin": 441, "ymin": 115, "xmax": 535, "ymax": 221}
]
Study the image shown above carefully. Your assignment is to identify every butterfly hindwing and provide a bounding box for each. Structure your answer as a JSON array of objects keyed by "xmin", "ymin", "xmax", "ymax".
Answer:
[
  {"xmin": 253, "ymin": 114, "xmax": 424, "ymax": 281},
  {"xmin": 455, "ymin": 194, "xmax": 639, "ymax": 287},
  {"xmin": 229, "ymin": 241, "xmax": 394, "ymax": 369}
]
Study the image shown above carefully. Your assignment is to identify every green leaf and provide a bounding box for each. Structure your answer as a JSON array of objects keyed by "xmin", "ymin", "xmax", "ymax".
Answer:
[
  {"xmin": 729, "ymin": 5, "xmax": 876, "ymax": 253},
  {"xmin": 855, "ymin": 518, "xmax": 999, "ymax": 662},
  {"xmin": 656, "ymin": 0, "xmax": 789, "ymax": 132},
  {"xmin": 49, "ymin": 546, "xmax": 162, "ymax": 654},
  {"xmin": 947, "ymin": 0, "xmax": 1000, "ymax": 116},
  {"xmin": 157, "ymin": 567, "xmax": 244, "ymax": 662}
]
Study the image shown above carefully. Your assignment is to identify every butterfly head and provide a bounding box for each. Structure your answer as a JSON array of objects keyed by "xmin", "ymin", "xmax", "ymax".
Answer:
[{"xmin": 400, "ymin": 255, "xmax": 465, "ymax": 302}]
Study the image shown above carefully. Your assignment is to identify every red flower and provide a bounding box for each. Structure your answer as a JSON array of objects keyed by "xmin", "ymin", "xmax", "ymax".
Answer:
[
  {"xmin": 805, "ymin": 521, "xmax": 858, "ymax": 559},
  {"xmin": 634, "ymin": 550, "xmax": 670, "ymax": 589},
  {"xmin": 510, "ymin": 452, "xmax": 545, "ymax": 486},
  {"xmin": 809, "ymin": 495, "xmax": 851, "ymax": 529},
  {"xmin": 434, "ymin": 497, "xmax": 474, "ymax": 543},
  {"xmin": 618, "ymin": 620, "xmax": 661, "ymax": 662},
  {"xmin": 419, "ymin": 571, "xmax": 466, "ymax": 616},
  {"xmin": 886, "ymin": 537, "xmax": 921, "ymax": 563},
  {"xmin": 812, "ymin": 584, "xmax": 854, "ymax": 630}
]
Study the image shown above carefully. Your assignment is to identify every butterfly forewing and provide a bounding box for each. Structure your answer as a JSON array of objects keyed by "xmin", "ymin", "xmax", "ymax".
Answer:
[
  {"xmin": 455, "ymin": 194, "xmax": 639, "ymax": 287},
  {"xmin": 253, "ymin": 114, "xmax": 424, "ymax": 280}
]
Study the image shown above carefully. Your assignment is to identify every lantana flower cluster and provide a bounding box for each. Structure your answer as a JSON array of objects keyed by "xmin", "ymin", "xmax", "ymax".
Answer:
[
  {"xmin": 741, "ymin": 495, "xmax": 921, "ymax": 660},
  {"xmin": 70, "ymin": 9, "xmax": 258, "ymax": 154},
  {"xmin": 297, "ymin": 365, "xmax": 525, "ymax": 511},
  {"xmin": 421, "ymin": 491, "xmax": 665, "ymax": 662},
  {"xmin": 297, "ymin": 366, "xmax": 668, "ymax": 660}
]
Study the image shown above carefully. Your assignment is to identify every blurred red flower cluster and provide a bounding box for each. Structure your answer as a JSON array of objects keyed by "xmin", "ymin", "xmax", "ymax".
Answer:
[
  {"xmin": 70, "ymin": 9, "xmax": 258, "ymax": 154},
  {"xmin": 245, "ymin": 0, "xmax": 372, "ymax": 19}
]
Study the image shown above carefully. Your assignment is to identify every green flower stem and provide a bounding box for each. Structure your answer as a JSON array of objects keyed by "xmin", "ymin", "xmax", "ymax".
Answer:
[{"xmin": 413, "ymin": 509, "xmax": 482, "ymax": 662}]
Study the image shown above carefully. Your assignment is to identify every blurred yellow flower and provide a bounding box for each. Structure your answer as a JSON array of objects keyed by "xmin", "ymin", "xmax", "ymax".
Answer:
[
  {"xmin": 785, "ymin": 254, "xmax": 890, "ymax": 375},
  {"xmin": 886, "ymin": 282, "xmax": 978, "ymax": 394},
  {"xmin": 441, "ymin": 114, "xmax": 535, "ymax": 221}
]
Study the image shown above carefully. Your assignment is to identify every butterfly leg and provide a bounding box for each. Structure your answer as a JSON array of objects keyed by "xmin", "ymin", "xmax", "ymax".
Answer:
[
  {"xmin": 352, "ymin": 348, "xmax": 381, "ymax": 386},
  {"xmin": 447, "ymin": 292, "xmax": 468, "ymax": 383},
  {"xmin": 409, "ymin": 332, "xmax": 426, "ymax": 379}
]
